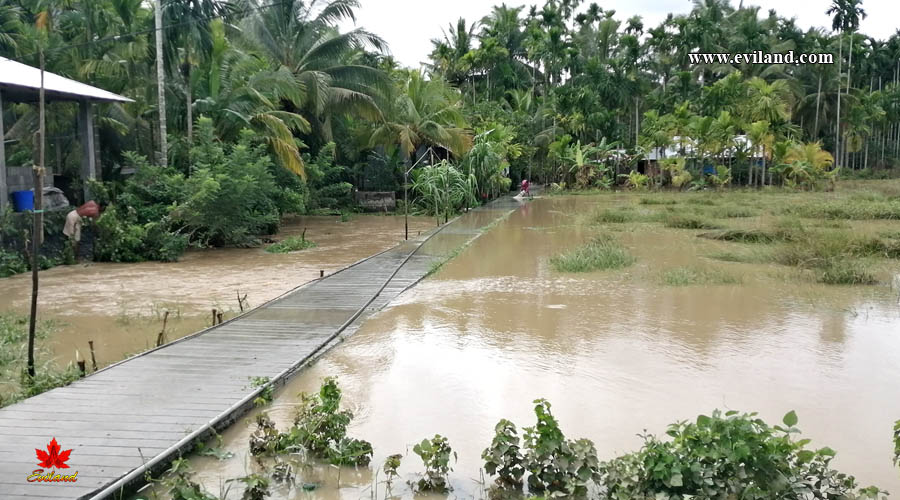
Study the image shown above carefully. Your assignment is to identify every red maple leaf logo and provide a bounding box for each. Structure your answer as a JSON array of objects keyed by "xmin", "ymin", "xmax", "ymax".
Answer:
[{"xmin": 35, "ymin": 438, "xmax": 72, "ymax": 469}]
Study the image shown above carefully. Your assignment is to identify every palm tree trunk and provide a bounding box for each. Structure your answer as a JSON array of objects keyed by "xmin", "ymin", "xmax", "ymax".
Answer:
[
  {"xmin": 185, "ymin": 57, "xmax": 193, "ymax": 147},
  {"xmin": 155, "ymin": 0, "xmax": 167, "ymax": 166},
  {"xmin": 814, "ymin": 74, "xmax": 822, "ymax": 138},
  {"xmin": 835, "ymin": 33, "xmax": 842, "ymax": 168}
]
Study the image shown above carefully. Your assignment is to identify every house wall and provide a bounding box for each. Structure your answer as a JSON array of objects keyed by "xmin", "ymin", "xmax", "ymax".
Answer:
[{"xmin": 355, "ymin": 191, "xmax": 396, "ymax": 211}]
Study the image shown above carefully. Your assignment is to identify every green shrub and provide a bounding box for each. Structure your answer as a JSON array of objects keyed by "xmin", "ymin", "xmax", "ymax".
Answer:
[
  {"xmin": 265, "ymin": 235, "xmax": 316, "ymax": 254},
  {"xmin": 601, "ymin": 409, "xmax": 883, "ymax": 499},
  {"xmin": 483, "ymin": 419, "xmax": 525, "ymax": 489},
  {"xmin": 171, "ymin": 123, "xmax": 282, "ymax": 247},
  {"xmin": 250, "ymin": 377, "xmax": 372, "ymax": 466},
  {"xmin": 550, "ymin": 235, "xmax": 635, "ymax": 272},
  {"xmin": 413, "ymin": 435, "xmax": 456, "ymax": 492},
  {"xmin": 522, "ymin": 399, "xmax": 600, "ymax": 496},
  {"xmin": 93, "ymin": 206, "xmax": 147, "ymax": 263},
  {"xmin": 0, "ymin": 249, "xmax": 27, "ymax": 277}
]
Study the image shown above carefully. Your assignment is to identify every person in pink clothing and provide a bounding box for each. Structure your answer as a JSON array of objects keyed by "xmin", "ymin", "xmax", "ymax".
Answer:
[{"xmin": 520, "ymin": 179, "xmax": 530, "ymax": 198}]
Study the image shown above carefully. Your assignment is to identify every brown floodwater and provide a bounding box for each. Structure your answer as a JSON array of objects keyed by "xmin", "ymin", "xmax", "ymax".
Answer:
[
  {"xmin": 146, "ymin": 195, "xmax": 900, "ymax": 500},
  {"xmin": 0, "ymin": 214, "xmax": 435, "ymax": 375}
]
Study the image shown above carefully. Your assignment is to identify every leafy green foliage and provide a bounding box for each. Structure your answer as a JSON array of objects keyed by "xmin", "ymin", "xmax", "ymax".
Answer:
[
  {"xmin": 159, "ymin": 459, "xmax": 219, "ymax": 500},
  {"xmin": 383, "ymin": 453, "xmax": 403, "ymax": 485},
  {"xmin": 0, "ymin": 249, "xmax": 27, "ymax": 277},
  {"xmin": 601, "ymin": 410, "xmax": 884, "ymax": 499},
  {"xmin": 412, "ymin": 160, "xmax": 478, "ymax": 221},
  {"xmin": 265, "ymin": 235, "xmax": 316, "ymax": 254},
  {"xmin": 483, "ymin": 419, "xmax": 525, "ymax": 489},
  {"xmin": 412, "ymin": 434, "xmax": 456, "ymax": 492},
  {"xmin": 522, "ymin": 399, "xmax": 601, "ymax": 496},
  {"xmin": 248, "ymin": 377, "xmax": 372, "ymax": 466},
  {"xmin": 249, "ymin": 376, "xmax": 274, "ymax": 407},
  {"xmin": 227, "ymin": 473, "xmax": 270, "ymax": 500}
]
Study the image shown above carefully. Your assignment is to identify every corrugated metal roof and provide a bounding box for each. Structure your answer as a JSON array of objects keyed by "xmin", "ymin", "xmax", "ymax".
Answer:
[{"xmin": 0, "ymin": 57, "xmax": 132, "ymax": 103}]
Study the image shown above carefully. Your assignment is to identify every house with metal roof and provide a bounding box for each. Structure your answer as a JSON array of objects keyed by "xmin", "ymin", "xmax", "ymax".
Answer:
[{"xmin": 0, "ymin": 57, "xmax": 132, "ymax": 211}]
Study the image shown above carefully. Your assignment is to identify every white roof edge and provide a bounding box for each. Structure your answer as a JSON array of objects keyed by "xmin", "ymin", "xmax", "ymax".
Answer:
[{"xmin": 0, "ymin": 57, "xmax": 133, "ymax": 103}]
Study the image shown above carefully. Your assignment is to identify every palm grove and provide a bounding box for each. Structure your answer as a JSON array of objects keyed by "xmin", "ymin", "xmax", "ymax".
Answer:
[{"xmin": 0, "ymin": 0, "xmax": 897, "ymax": 266}]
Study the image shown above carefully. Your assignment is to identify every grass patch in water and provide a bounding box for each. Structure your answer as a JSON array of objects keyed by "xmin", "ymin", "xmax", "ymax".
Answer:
[
  {"xmin": 664, "ymin": 215, "xmax": 723, "ymax": 230},
  {"xmin": 266, "ymin": 235, "xmax": 317, "ymax": 253},
  {"xmin": 684, "ymin": 197, "xmax": 718, "ymax": 206},
  {"xmin": 550, "ymin": 235, "xmax": 635, "ymax": 272},
  {"xmin": 660, "ymin": 266, "xmax": 742, "ymax": 286},
  {"xmin": 699, "ymin": 229, "xmax": 796, "ymax": 244},
  {"xmin": 818, "ymin": 260, "xmax": 878, "ymax": 285},
  {"xmin": 639, "ymin": 197, "xmax": 678, "ymax": 205},
  {"xmin": 706, "ymin": 248, "xmax": 772, "ymax": 264}
]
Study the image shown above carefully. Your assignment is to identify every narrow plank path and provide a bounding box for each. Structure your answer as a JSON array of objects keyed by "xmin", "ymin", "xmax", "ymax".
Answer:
[{"xmin": 0, "ymin": 198, "xmax": 522, "ymax": 500}]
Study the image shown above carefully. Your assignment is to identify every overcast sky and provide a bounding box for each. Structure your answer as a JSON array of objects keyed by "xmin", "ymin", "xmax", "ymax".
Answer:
[{"xmin": 339, "ymin": 0, "xmax": 896, "ymax": 68}]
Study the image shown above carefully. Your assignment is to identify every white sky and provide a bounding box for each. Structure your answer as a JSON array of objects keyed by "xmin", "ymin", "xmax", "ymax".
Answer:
[{"xmin": 339, "ymin": 0, "xmax": 897, "ymax": 69}]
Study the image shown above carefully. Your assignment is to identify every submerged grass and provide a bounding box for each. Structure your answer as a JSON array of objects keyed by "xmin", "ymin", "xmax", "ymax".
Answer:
[
  {"xmin": 664, "ymin": 215, "xmax": 723, "ymax": 230},
  {"xmin": 266, "ymin": 235, "xmax": 317, "ymax": 253},
  {"xmin": 660, "ymin": 266, "xmax": 742, "ymax": 286},
  {"xmin": 550, "ymin": 235, "xmax": 636, "ymax": 272}
]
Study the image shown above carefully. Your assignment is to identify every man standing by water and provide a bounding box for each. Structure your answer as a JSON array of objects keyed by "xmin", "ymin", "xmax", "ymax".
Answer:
[{"xmin": 63, "ymin": 201, "xmax": 99, "ymax": 261}]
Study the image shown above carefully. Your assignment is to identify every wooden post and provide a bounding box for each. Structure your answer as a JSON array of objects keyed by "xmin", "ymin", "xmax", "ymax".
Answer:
[
  {"xmin": 156, "ymin": 310, "xmax": 169, "ymax": 346},
  {"xmin": 320, "ymin": 270, "xmax": 324, "ymax": 278},
  {"xmin": 216, "ymin": 312, "xmax": 223, "ymax": 325},
  {"xmin": 27, "ymin": 51, "xmax": 47, "ymax": 378},
  {"xmin": 211, "ymin": 308, "xmax": 217, "ymax": 326},
  {"xmin": 0, "ymin": 90, "xmax": 6, "ymax": 212},
  {"xmin": 78, "ymin": 100, "xmax": 96, "ymax": 202},
  {"xmin": 88, "ymin": 340, "xmax": 97, "ymax": 372}
]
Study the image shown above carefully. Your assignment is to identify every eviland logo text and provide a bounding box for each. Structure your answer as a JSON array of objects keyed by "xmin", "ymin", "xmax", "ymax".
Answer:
[{"xmin": 28, "ymin": 438, "xmax": 79, "ymax": 483}]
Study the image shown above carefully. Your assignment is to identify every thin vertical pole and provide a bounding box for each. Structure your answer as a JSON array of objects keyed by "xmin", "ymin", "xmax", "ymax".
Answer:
[{"xmin": 28, "ymin": 50, "xmax": 47, "ymax": 378}]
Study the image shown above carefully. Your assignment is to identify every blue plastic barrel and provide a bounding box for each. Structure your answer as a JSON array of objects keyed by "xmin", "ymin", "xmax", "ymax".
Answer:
[{"xmin": 11, "ymin": 190, "xmax": 34, "ymax": 212}]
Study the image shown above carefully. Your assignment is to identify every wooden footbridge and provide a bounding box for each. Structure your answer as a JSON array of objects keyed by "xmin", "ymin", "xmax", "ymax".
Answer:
[{"xmin": 0, "ymin": 197, "xmax": 524, "ymax": 499}]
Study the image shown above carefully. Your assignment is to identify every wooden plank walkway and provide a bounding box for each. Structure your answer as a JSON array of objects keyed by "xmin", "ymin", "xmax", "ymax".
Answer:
[{"xmin": 0, "ymin": 198, "xmax": 522, "ymax": 500}]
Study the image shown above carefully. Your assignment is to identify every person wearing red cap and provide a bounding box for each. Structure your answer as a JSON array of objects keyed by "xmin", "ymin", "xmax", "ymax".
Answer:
[{"xmin": 63, "ymin": 201, "xmax": 100, "ymax": 262}]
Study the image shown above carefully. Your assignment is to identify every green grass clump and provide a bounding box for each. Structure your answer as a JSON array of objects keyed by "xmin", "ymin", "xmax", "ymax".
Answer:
[
  {"xmin": 699, "ymin": 229, "xmax": 796, "ymax": 244},
  {"xmin": 664, "ymin": 215, "xmax": 723, "ymax": 230},
  {"xmin": 639, "ymin": 197, "xmax": 678, "ymax": 205},
  {"xmin": 1, "ymin": 314, "xmax": 80, "ymax": 408},
  {"xmin": 706, "ymin": 248, "xmax": 771, "ymax": 264},
  {"xmin": 550, "ymin": 235, "xmax": 636, "ymax": 272},
  {"xmin": 818, "ymin": 260, "xmax": 878, "ymax": 285},
  {"xmin": 266, "ymin": 235, "xmax": 317, "ymax": 253},
  {"xmin": 685, "ymin": 197, "xmax": 718, "ymax": 206},
  {"xmin": 660, "ymin": 266, "xmax": 742, "ymax": 286},
  {"xmin": 592, "ymin": 208, "xmax": 636, "ymax": 223},
  {"xmin": 716, "ymin": 206, "xmax": 759, "ymax": 218},
  {"xmin": 784, "ymin": 200, "xmax": 900, "ymax": 220}
]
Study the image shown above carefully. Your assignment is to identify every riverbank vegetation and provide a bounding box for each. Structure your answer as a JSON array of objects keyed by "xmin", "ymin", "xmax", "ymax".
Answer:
[
  {"xmin": 0, "ymin": 313, "xmax": 79, "ymax": 408},
  {"xmin": 139, "ymin": 376, "xmax": 893, "ymax": 500}
]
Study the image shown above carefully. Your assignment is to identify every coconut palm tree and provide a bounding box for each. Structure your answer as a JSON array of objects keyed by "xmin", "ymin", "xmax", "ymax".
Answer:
[
  {"xmin": 241, "ymin": 0, "xmax": 388, "ymax": 146},
  {"xmin": 368, "ymin": 71, "xmax": 472, "ymax": 159}
]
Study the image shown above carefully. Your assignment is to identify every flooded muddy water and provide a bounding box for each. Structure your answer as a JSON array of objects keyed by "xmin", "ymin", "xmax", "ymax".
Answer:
[
  {"xmin": 166, "ymin": 195, "xmax": 900, "ymax": 499},
  {"xmin": 0, "ymin": 214, "xmax": 435, "ymax": 371}
]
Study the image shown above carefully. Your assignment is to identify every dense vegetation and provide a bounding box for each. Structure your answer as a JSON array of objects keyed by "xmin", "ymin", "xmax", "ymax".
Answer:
[
  {"xmin": 145, "ymin": 376, "xmax": 894, "ymax": 500},
  {"xmin": 3, "ymin": 0, "xmax": 900, "ymax": 267}
]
